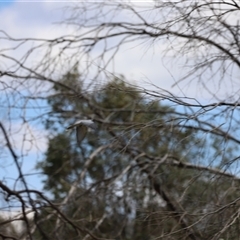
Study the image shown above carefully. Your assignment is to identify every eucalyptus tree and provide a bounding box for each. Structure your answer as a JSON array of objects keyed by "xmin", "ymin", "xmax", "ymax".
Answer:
[{"xmin": 0, "ymin": 1, "xmax": 240, "ymax": 239}]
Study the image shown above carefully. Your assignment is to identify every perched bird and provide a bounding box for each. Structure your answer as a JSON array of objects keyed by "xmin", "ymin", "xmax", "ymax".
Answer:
[{"xmin": 66, "ymin": 119, "xmax": 96, "ymax": 146}]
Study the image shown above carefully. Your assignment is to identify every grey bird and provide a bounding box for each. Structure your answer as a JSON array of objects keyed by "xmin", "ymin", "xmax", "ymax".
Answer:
[{"xmin": 66, "ymin": 119, "xmax": 96, "ymax": 145}]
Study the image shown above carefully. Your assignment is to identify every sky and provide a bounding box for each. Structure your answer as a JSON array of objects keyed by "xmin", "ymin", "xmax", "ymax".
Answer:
[
  {"xmin": 0, "ymin": 1, "xmax": 212, "ymax": 98},
  {"xmin": 1, "ymin": 1, "xmax": 238, "ymax": 99},
  {"xmin": 0, "ymin": 0, "xmax": 14, "ymax": 8},
  {"xmin": 0, "ymin": 0, "xmax": 239, "ymax": 202},
  {"xmin": 0, "ymin": 0, "xmax": 70, "ymax": 200}
]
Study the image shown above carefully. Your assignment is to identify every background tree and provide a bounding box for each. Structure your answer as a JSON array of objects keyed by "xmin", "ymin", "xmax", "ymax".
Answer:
[
  {"xmin": 0, "ymin": 1, "xmax": 240, "ymax": 239},
  {"xmin": 33, "ymin": 71, "xmax": 239, "ymax": 240}
]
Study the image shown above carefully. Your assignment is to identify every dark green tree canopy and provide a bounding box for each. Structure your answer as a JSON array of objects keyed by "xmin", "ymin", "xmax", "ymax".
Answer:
[{"xmin": 35, "ymin": 70, "xmax": 239, "ymax": 240}]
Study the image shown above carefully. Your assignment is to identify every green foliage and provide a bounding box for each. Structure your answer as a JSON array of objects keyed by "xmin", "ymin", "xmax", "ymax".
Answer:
[
  {"xmin": 36, "ymin": 133, "xmax": 81, "ymax": 199},
  {"xmin": 35, "ymin": 70, "xmax": 239, "ymax": 239}
]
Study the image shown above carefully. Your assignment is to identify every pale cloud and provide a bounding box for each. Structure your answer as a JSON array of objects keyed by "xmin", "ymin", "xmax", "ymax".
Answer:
[
  {"xmin": 0, "ymin": 209, "xmax": 34, "ymax": 234},
  {"xmin": 1, "ymin": 1, "xmax": 237, "ymax": 102},
  {"xmin": 0, "ymin": 2, "xmax": 66, "ymax": 37}
]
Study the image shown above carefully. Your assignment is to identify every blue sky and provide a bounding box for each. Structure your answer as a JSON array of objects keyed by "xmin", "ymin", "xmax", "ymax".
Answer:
[
  {"xmin": 0, "ymin": 0, "xmax": 14, "ymax": 7},
  {"xmin": 0, "ymin": 1, "xmax": 240, "ymax": 197}
]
